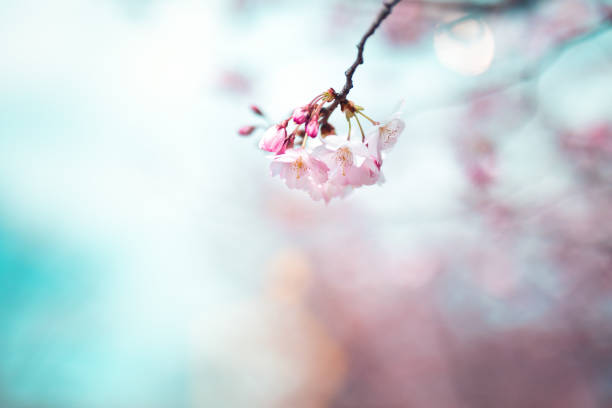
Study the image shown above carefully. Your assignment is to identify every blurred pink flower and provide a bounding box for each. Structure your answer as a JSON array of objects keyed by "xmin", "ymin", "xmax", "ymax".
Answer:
[
  {"xmin": 457, "ymin": 137, "xmax": 497, "ymax": 190},
  {"xmin": 237, "ymin": 125, "xmax": 256, "ymax": 136},
  {"xmin": 467, "ymin": 160, "xmax": 496, "ymax": 189},
  {"xmin": 562, "ymin": 122, "xmax": 612, "ymax": 154}
]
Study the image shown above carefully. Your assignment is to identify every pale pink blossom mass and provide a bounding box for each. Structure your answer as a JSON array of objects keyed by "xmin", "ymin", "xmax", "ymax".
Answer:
[
  {"xmin": 244, "ymin": 89, "xmax": 405, "ymax": 202},
  {"xmin": 269, "ymin": 109, "xmax": 403, "ymax": 203}
]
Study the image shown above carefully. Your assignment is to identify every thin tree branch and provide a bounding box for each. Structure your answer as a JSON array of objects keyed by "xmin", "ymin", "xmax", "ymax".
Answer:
[
  {"xmin": 321, "ymin": 0, "xmax": 403, "ymax": 125},
  {"xmin": 404, "ymin": 0, "xmax": 540, "ymax": 12}
]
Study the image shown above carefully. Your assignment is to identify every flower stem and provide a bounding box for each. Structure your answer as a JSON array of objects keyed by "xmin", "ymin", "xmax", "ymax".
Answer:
[
  {"xmin": 354, "ymin": 113, "xmax": 365, "ymax": 142},
  {"xmin": 346, "ymin": 116, "xmax": 352, "ymax": 141}
]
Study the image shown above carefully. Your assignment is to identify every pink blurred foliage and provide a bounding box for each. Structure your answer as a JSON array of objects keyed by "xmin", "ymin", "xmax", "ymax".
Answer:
[
  {"xmin": 249, "ymin": 0, "xmax": 612, "ymax": 405},
  {"xmin": 456, "ymin": 135, "xmax": 498, "ymax": 190},
  {"xmin": 259, "ymin": 97, "xmax": 612, "ymax": 408},
  {"xmin": 525, "ymin": 0, "xmax": 596, "ymax": 58},
  {"xmin": 465, "ymin": 90, "xmax": 536, "ymax": 137},
  {"xmin": 293, "ymin": 210, "xmax": 611, "ymax": 406},
  {"xmin": 560, "ymin": 122, "xmax": 612, "ymax": 179},
  {"xmin": 259, "ymin": 117, "xmax": 612, "ymax": 405},
  {"xmin": 286, "ymin": 213, "xmax": 609, "ymax": 406}
]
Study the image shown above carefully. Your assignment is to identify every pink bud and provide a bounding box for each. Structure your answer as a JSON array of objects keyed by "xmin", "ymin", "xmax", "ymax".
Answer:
[
  {"xmin": 306, "ymin": 116, "xmax": 319, "ymax": 138},
  {"xmin": 259, "ymin": 124, "xmax": 287, "ymax": 154},
  {"xmin": 238, "ymin": 125, "xmax": 255, "ymax": 136},
  {"xmin": 292, "ymin": 106, "xmax": 309, "ymax": 125},
  {"xmin": 250, "ymin": 105, "xmax": 264, "ymax": 116}
]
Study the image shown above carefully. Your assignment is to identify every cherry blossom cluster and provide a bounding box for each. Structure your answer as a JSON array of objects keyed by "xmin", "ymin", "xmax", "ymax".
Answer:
[{"xmin": 240, "ymin": 89, "xmax": 405, "ymax": 203}]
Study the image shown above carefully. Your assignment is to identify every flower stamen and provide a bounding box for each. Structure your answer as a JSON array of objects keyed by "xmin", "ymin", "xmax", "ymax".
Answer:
[
  {"xmin": 335, "ymin": 146, "xmax": 354, "ymax": 176},
  {"xmin": 290, "ymin": 157, "xmax": 307, "ymax": 179},
  {"xmin": 356, "ymin": 110, "xmax": 380, "ymax": 126}
]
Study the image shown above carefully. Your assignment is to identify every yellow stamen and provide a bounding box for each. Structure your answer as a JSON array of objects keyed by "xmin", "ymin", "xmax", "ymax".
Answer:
[
  {"xmin": 291, "ymin": 157, "xmax": 307, "ymax": 179},
  {"xmin": 335, "ymin": 147, "xmax": 353, "ymax": 177}
]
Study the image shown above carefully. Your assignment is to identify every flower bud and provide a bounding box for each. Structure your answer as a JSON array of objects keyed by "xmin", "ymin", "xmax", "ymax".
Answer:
[
  {"xmin": 306, "ymin": 115, "xmax": 319, "ymax": 138},
  {"xmin": 292, "ymin": 106, "xmax": 309, "ymax": 125},
  {"xmin": 238, "ymin": 125, "xmax": 256, "ymax": 136},
  {"xmin": 250, "ymin": 105, "xmax": 264, "ymax": 116},
  {"xmin": 259, "ymin": 124, "xmax": 287, "ymax": 154}
]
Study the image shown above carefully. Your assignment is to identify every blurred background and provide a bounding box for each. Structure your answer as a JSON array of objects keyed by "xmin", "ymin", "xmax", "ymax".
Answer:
[{"xmin": 1, "ymin": 0, "xmax": 612, "ymax": 406}]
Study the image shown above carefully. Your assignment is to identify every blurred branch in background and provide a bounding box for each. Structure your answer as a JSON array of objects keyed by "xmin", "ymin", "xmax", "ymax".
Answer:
[{"xmin": 260, "ymin": 1, "xmax": 612, "ymax": 406}]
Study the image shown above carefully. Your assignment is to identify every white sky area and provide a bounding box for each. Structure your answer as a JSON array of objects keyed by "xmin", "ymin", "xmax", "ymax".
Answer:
[{"xmin": 0, "ymin": 0, "xmax": 610, "ymax": 406}]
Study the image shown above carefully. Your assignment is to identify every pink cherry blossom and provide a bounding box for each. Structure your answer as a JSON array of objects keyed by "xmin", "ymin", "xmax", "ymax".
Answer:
[
  {"xmin": 365, "ymin": 125, "xmax": 383, "ymax": 164},
  {"xmin": 363, "ymin": 109, "xmax": 405, "ymax": 156},
  {"xmin": 378, "ymin": 116, "xmax": 405, "ymax": 151},
  {"xmin": 270, "ymin": 148, "xmax": 329, "ymax": 192},
  {"xmin": 359, "ymin": 156, "xmax": 385, "ymax": 186},
  {"xmin": 313, "ymin": 136, "xmax": 383, "ymax": 187},
  {"xmin": 259, "ymin": 123, "xmax": 288, "ymax": 154},
  {"xmin": 244, "ymin": 93, "xmax": 405, "ymax": 202}
]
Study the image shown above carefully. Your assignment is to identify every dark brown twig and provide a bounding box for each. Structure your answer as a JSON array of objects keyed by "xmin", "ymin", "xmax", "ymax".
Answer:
[{"xmin": 321, "ymin": 0, "xmax": 403, "ymax": 125}]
